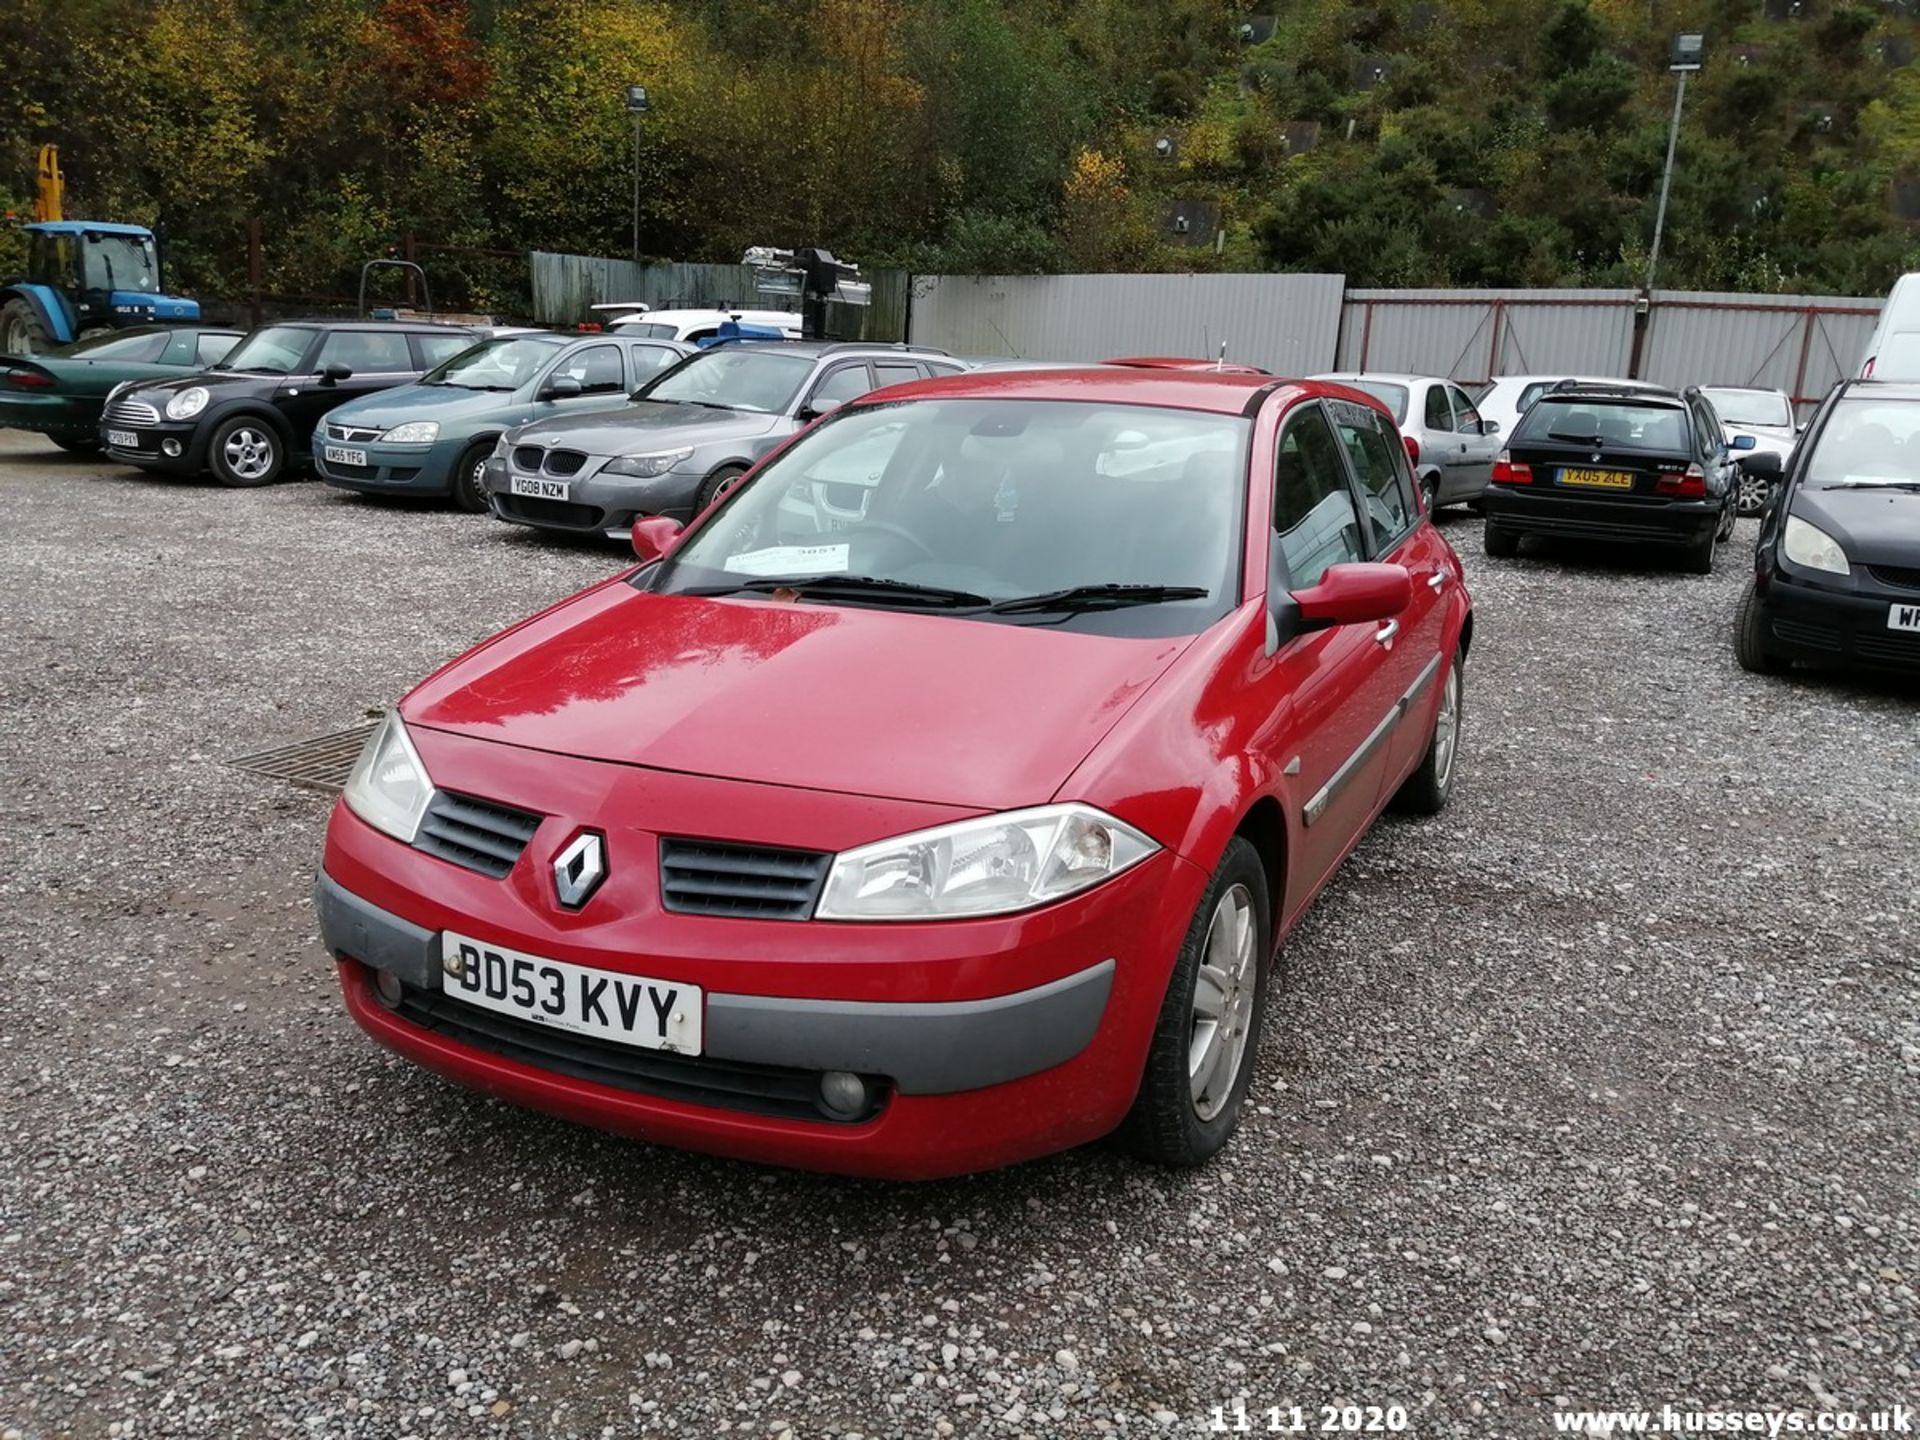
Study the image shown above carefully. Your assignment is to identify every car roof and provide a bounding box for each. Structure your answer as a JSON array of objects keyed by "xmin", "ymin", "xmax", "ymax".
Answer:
[
  {"xmin": 1701, "ymin": 384, "xmax": 1786, "ymax": 394},
  {"xmin": 268, "ymin": 319, "xmax": 482, "ymax": 333},
  {"xmin": 696, "ymin": 340, "xmax": 949, "ymax": 361},
  {"xmin": 1311, "ymin": 371, "xmax": 1437, "ymax": 385},
  {"xmin": 1539, "ymin": 384, "xmax": 1685, "ymax": 406},
  {"xmin": 1842, "ymin": 379, "xmax": 1920, "ymax": 401},
  {"xmin": 849, "ymin": 366, "xmax": 1330, "ymax": 415},
  {"xmin": 25, "ymin": 221, "xmax": 153, "ymax": 237}
]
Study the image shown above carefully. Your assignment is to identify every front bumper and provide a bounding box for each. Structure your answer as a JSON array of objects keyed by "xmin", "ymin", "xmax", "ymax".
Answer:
[
  {"xmin": 316, "ymin": 730, "xmax": 1206, "ymax": 1177},
  {"xmin": 485, "ymin": 459, "xmax": 705, "ymax": 540},
  {"xmin": 1754, "ymin": 556, "xmax": 1920, "ymax": 672},
  {"xmin": 98, "ymin": 415, "xmax": 207, "ymax": 474},
  {"xmin": 314, "ymin": 434, "xmax": 462, "ymax": 496},
  {"xmin": 1482, "ymin": 483, "xmax": 1720, "ymax": 545}
]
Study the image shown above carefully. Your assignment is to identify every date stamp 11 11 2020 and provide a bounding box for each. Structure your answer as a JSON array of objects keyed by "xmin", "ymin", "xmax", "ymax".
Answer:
[{"xmin": 1210, "ymin": 1403, "xmax": 1413, "ymax": 1433}]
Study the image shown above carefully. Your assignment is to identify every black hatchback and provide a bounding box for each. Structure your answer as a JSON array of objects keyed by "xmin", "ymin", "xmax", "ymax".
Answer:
[
  {"xmin": 99, "ymin": 320, "xmax": 482, "ymax": 486},
  {"xmin": 1481, "ymin": 383, "xmax": 1743, "ymax": 573},
  {"xmin": 1734, "ymin": 379, "xmax": 1920, "ymax": 676}
]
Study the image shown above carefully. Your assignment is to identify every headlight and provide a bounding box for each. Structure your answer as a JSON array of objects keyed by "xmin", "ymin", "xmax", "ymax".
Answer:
[
  {"xmin": 1782, "ymin": 515, "xmax": 1850, "ymax": 576},
  {"xmin": 342, "ymin": 712, "xmax": 436, "ymax": 843},
  {"xmin": 816, "ymin": 804, "xmax": 1159, "ymax": 921},
  {"xmin": 381, "ymin": 421, "xmax": 439, "ymax": 443},
  {"xmin": 164, "ymin": 386, "xmax": 209, "ymax": 420},
  {"xmin": 603, "ymin": 447, "xmax": 694, "ymax": 479}
]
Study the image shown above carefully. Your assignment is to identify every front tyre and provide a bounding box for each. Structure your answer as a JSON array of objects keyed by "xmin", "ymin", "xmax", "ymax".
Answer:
[
  {"xmin": 208, "ymin": 417, "xmax": 284, "ymax": 487},
  {"xmin": 1734, "ymin": 578, "xmax": 1788, "ymax": 675},
  {"xmin": 451, "ymin": 438, "xmax": 494, "ymax": 513},
  {"xmin": 1117, "ymin": 836, "xmax": 1270, "ymax": 1168},
  {"xmin": 1735, "ymin": 464, "xmax": 1772, "ymax": 517},
  {"xmin": 1392, "ymin": 651, "xmax": 1464, "ymax": 815},
  {"xmin": 694, "ymin": 463, "xmax": 749, "ymax": 513}
]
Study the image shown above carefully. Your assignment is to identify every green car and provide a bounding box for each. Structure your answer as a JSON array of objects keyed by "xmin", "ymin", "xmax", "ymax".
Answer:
[{"xmin": 0, "ymin": 324, "xmax": 243, "ymax": 451}]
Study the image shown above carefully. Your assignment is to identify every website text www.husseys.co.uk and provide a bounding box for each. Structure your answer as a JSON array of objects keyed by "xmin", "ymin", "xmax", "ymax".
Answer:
[{"xmin": 1552, "ymin": 1405, "xmax": 1912, "ymax": 1436}]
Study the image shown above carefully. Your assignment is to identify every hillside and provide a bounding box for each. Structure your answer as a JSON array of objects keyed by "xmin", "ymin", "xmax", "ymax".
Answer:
[{"xmin": 1, "ymin": 0, "xmax": 1916, "ymax": 303}]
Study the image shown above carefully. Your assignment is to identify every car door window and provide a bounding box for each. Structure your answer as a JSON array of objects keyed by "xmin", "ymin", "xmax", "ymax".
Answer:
[
  {"xmin": 413, "ymin": 332, "xmax": 473, "ymax": 370},
  {"xmin": 1327, "ymin": 399, "xmax": 1418, "ymax": 553},
  {"xmin": 1691, "ymin": 399, "xmax": 1723, "ymax": 459},
  {"xmin": 318, "ymin": 330, "xmax": 414, "ymax": 374},
  {"xmin": 625, "ymin": 343, "xmax": 681, "ymax": 380},
  {"xmin": 1447, "ymin": 385, "xmax": 1484, "ymax": 434},
  {"xmin": 1273, "ymin": 405, "xmax": 1367, "ymax": 588},
  {"xmin": 195, "ymin": 332, "xmax": 239, "ymax": 366},
  {"xmin": 1423, "ymin": 385, "xmax": 1451, "ymax": 431},
  {"xmin": 807, "ymin": 363, "xmax": 876, "ymax": 412},
  {"xmin": 555, "ymin": 344, "xmax": 625, "ymax": 394},
  {"xmin": 874, "ymin": 361, "xmax": 922, "ymax": 389}
]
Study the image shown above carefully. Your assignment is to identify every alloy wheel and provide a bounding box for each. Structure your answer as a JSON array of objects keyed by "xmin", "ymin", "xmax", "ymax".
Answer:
[
  {"xmin": 1433, "ymin": 664, "xmax": 1460, "ymax": 790},
  {"xmin": 223, "ymin": 427, "xmax": 275, "ymax": 482},
  {"xmin": 1737, "ymin": 468, "xmax": 1771, "ymax": 515},
  {"xmin": 1188, "ymin": 882, "xmax": 1257, "ymax": 1121}
]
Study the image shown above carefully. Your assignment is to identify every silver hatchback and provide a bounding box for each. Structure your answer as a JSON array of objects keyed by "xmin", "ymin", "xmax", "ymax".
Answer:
[{"xmin": 1311, "ymin": 372, "xmax": 1502, "ymax": 509}]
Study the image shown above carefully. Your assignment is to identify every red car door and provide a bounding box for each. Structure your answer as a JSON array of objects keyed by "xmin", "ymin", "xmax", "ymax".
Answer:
[
  {"xmin": 1324, "ymin": 398, "xmax": 1454, "ymax": 789},
  {"xmin": 1257, "ymin": 401, "xmax": 1404, "ymax": 916}
]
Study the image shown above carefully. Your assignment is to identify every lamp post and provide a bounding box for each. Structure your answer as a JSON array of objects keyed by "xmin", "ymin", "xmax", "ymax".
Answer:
[
  {"xmin": 1646, "ymin": 33, "xmax": 1703, "ymax": 295},
  {"xmin": 625, "ymin": 84, "xmax": 651, "ymax": 264}
]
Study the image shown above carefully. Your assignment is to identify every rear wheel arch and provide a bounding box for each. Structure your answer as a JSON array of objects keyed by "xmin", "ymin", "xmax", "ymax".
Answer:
[{"xmin": 1458, "ymin": 607, "xmax": 1475, "ymax": 658}]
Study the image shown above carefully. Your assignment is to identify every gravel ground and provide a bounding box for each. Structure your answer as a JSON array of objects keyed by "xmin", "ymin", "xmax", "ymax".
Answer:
[{"xmin": 1, "ymin": 431, "xmax": 1915, "ymax": 1440}]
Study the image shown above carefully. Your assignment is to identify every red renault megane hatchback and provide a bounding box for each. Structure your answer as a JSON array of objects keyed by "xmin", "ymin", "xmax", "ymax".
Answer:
[{"xmin": 317, "ymin": 369, "xmax": 1474, "ymax": 1179}]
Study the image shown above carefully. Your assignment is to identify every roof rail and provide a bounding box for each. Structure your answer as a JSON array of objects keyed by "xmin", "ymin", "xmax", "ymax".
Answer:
[{"xmin": 818, "ymin": 341, "xmax": 950, "ymax": 357}]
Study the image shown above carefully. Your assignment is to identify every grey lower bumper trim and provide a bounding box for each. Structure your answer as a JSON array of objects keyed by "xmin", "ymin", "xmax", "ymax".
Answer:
[
  {"xmin": 705, "ymin": 960, "xmax": 1115, "ymax": 1096},
  {"xmin": 315, "ymin": 871, "xmax": 442, "ymax": 988},
  {"xmin": 317, "ymin": 871, "xmax": 1115, "ymax": 1097}
]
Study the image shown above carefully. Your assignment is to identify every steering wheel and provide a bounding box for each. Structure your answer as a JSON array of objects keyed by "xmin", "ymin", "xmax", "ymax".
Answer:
[{"xmin": 846, "ymin": 520, "xmax": 938, "ymax": 562}]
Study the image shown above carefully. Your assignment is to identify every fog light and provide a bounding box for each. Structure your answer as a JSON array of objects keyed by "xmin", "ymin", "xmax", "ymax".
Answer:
[
  {"xmin": 161, "ymin": 438, "xmax": 182, "ymax": 457},
  {"xmin": 818, "ymin": 1070, "xmax": 868, "ymax": 1118},
  {"xmin": 372, "ymin": 969, "xmax": 403, "ymax": 1009}
]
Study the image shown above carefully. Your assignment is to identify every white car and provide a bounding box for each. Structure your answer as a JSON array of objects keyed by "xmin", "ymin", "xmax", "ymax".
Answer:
[
  {"xmin": 1311, "ymin": 371, "xmax": 1499, "ymax": 508},
  {"xmin": 1700, "ymin": 386, "xmax": 1801, "ymax": 515},
  {"xmin": 596, "ymin": 305, "xmax": 803, "ymax": 343},
  {"xmin": 1859, "ymin": 272, "xmax": 1920, "ymax": 380},
  {"xmin": 1474, "ymin": 374, "xmax": 1669, "ymax": 449}
]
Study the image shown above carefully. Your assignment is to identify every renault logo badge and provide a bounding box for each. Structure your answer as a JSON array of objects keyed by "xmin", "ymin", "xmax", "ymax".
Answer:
[{"xmin": 552, "ymin": 832, "xmax": 607, "ymax": 909}]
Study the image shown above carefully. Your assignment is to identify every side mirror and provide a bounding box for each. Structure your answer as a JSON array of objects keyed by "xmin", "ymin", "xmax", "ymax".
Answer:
[
  {"xmin": 1795, "ymin": 420, "xmax": 1808, "ymax": 434},
  {"xmin": 320, "ymin": 363, "xmax": 353, "ymax": 385},
  {"xmin": 1292, "ymin": 563, "xmax": 1412, "ymax": 629},
  {"xmin": 801, "ymin": 395, "xmax": 846, "ymax": 421},
  {"xmin": 1731, "ymin": 433, "xmax": 1758, "ymax": 451},
  {"xmin": 630, "ymin": 515, "xmax": 684, "ymax": 563},
  {"xmin": 1480, "ymin": 419, "xmax": 1501, "ymax": 436},
  {"xmin": 1739, "ymin": 450, "xmax": 1783, "ymax": 482},
  {"xmin": 541, "ymin": 375, "xmax": 584, "ymax": 400}
]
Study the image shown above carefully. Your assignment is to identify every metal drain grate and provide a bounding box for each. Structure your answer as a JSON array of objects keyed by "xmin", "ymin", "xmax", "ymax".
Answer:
[{"xmin": 230, "ymin": 724, "xmax": 377, "ymax": 794}]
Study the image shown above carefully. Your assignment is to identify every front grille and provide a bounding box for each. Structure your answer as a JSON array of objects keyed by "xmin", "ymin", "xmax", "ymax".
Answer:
[
  {"xmin": 659, "ymin": 838, "xmax": 831, "ymax": 920},
  {"xmin": 327, "ymin": 423, "xmax": 382, "ymax": 443},
  {"xmin": 392, "ymin": 983, "xmax": 887, "ymax": 1124},
  {"xmin": 497, "ymin": 494, "xmax": 603, "ymax": 529},
  {"xmin": 324, "ymin": 460, "xmax": 376, "ymax": 479},
  {"xmin": 106, "ymin": 398, "xmax": 161, "ymax": 426},
  {"xmin": 544, "ymin": 449, "xmax": 588, "ymax": 477},
  {"xmin": 1868, "ymin": 564, "xmax": 1920, "ymax": 593},
  {"xmin": 512, "ymin": 445, "xmax": 545, "ymax": 472},
  {"xmin": 412, "ymin": 790, "xmax": 543, "ymax": 878},
  {"xmin": 1772, "ymin": 617, "xmax": 1842, "ymax": 652}
]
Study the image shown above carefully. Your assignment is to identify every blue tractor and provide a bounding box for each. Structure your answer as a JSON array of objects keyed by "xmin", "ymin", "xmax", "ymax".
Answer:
[{"xmin": 1, "ymin": 220, "xmax": 202, "ymax": 355}]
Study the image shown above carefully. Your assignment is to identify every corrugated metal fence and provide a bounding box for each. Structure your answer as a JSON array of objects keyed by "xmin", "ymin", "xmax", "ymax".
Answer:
[
  {"xmin": 907, "ymin": 272, "xmax": 1346, "ymax": 375},
  {"xmin": 530, "ymin": 251, "xmax": 909, "ymax": 342},
  {"xmin": 1336, "ymin": 287, "xmax": 1880, "ymax": 412}
]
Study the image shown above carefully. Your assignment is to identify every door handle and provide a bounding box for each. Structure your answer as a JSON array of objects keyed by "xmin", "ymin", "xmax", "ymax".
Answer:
[
  {"xmin": 1375, "ymin": 619, "xmax": 1400, "ymax": 646},
  {"xmin": 1427, "ymin": 572, "xmax": 1446, "ymax": 591}
]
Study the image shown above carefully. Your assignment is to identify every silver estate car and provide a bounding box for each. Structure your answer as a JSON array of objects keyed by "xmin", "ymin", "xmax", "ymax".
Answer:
[{"xmin": 482, "ymin": 341, "xmax": 964, "ymax": 539}]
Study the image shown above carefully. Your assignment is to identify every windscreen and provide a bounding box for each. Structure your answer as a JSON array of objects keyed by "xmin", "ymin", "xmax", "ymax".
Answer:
[
  {"xmin": 654, "ymin": 398, "xmax": 1249, "ymax": 630},
  {"xmin": 1803, "ymin": 397, "xmax": 1920, "ymax": 487},
  {"xmin": 79, "ymin": 234, "xmax": 160, "ymax": 295},
  {"xmin": 1704, "ymin": 389, "xmax": 1792, "ymax": 428},
  {"xmin": 215, "ymin": 326, "xmax": 318, "ymax": 375},
  {"xmin": 423, "ymin": 335, "xmax": 565, "ymax": 390},
  {"xmin": 1516, "ymin": 398, "xmax": 1691, "ymax": 452},
  {"xmin": 638, "ymin": 346, "xmax": 815, "ymax": 414}
]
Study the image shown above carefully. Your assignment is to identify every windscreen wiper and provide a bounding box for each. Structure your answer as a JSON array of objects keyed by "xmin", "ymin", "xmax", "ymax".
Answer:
[
  {"xmin": 1816, "ymin": 480, "xmax": 1920, "ymax": 491},
  {"xmin": 679, "ymin": 574, "xmax": 992, "ymax": 608},
  {"xmin": 986, "ymin": 583, "xmax": 1209, "ymax": 615}
]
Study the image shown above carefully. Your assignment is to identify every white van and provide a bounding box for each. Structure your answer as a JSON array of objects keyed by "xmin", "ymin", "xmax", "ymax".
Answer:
[
  {"xmin": 1858, "ymin": 273, "xmax": 1920, "ymax": 380},
  {"xmin": 593, "ymin": 305, "xmax": 802, "ymax": 343}
]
